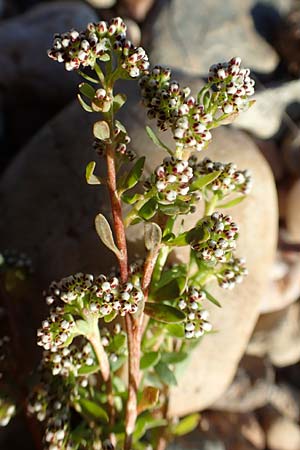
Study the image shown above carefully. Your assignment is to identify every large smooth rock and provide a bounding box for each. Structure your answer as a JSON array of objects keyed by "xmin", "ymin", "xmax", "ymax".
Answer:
[
  {"xmin": 146, "ymin": 0, "xmax": 279, "ymax": 75},
  {"xmin": 234, "ymin": 80, "xmax": 300, "ymax": 138},
  {"xmin": 286, "ymin": 180, "xmax": 300, "ymax": 243},
  {"xmin": 0, "ymin": 1, "xmax": 97, "ymax": 149},
  {"xmin": 0, "ymin": 72, "xmax": 278, "ymax": 414}
]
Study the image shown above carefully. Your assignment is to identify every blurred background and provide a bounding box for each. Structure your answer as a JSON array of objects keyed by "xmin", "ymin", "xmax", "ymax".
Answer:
[{"xmin": 1, "ymin": 0, "xmax": 300, "ymax": 449}]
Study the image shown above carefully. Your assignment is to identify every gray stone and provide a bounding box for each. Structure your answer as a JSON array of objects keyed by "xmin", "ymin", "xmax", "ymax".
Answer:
[
  {"xmin": 247, "ymin": 303, "xmax": 300, "ymax": 367},
  {"xmin": 0, "ymin": 71, "xmax": 278, "ymax": 414},
  {"xmin": 146, "ymin": 0, "xmax": 278, "ymax": 75},
  {"xmin": 286, "ymin": 180, "xmax": 300, "ymax": 243},
  {"xmin": 261, "ymin": 408, "xmax": 300, "ymax": 450},
  {"xmin": 0, "ymin": 1, "xmax": 98, "ymax": 148},
  {"xmin": 234, "ymin": 80, "xmax": 300, "ymax": 138}
]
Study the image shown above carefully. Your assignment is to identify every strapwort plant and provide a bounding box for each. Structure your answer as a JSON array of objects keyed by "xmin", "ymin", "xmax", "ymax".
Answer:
[{"xmin": 0, "ymin": 17, "xmax": 255, "ymax": 450}]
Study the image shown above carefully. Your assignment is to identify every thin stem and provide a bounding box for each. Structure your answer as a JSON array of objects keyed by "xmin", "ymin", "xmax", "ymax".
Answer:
[
  {"xmin": 204, "ymin": 194, "xmax": 218, "ymax": 215},
  {"xmin": 88, "ymin": 321, "xmax": 115, "ymax": 427}
]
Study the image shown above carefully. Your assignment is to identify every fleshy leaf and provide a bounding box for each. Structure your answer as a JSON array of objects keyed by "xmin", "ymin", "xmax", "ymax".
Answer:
[
  {"xmin": 77, "ymin": 94, "xmax": 93, "ymax": 112},
  {"xmin": 138, "ymin": 198, "xmax": 158, "ymax": 220},
  {"xmin": 79, "ymin": 399, "xmax": 109, "ymax": 422},
  {"xmin": 171, "ymin": 413, "xmax": 200, "ymax": 436},
  {"xmin": 145, "ymin": 126, "xmax": 173, "ymax": 155},
  {"xmin": 85, "ymin": 161, "xmax": 102, "ymax": 185},
  {"xmin": 190, "ymin": 171, "xmax": 221, "ymax": 191},
  {"xmin": 217, "ymin": 196, "xmax": 246, "ymax": 209},
  {"xmin": 133, "ymin": 413, "xmax": 167, "ymax": 442},
  {"xmin": 121, "ymin": 157, "xmax": 145, "ymax": 191},
  {"xmin": 95, "ymin": 214, "xmax": 121, "ymax": 257},
  {"xmin": 93, "ymin": 120, "xmax": 110, "ymax": 140},
  {"xmin": 79, "ymin": 82, "xmax": 96, "ymax": 99},
  {"xmin": 166, "ymin": 323, "xmax": 185, "ymax": 338},
  {"xmin": 155, "ymin": 362, "xmax": 177, "ymax": 386},
  {"xmin": 140, "ymin": 351, "xmax": 161, "ymax": 370},
  {"xmin": 161, "ymin": 351, "xmax": 188, "ymax": 365},
  {"xmin": 154, "ymin": 265, "xmax": 187, "ymax": 290},
  {"xmin": 113, "ymin": 93, "xmax": 127, "ymax": 113},
  {"xmin": 144, "ymin": 223, "xmax": 162, "ymax": 252},
  {"xmin": 122, "ymin": 192, "xmax": 141, "ymax": 205},
  {"xmin": 144, "ymin": 302, "xmax": 185, "ymax": 323},
  {"xmin": 137, "ymin": 386, "xmax": 160, "ymax": 414},
  {"xmin": 203, "ymin": 289, "xmax": 221, "ymax": 307},
  {"xmin": 78, "ymin": 364, "xmax": 100, "ymax": 375}
]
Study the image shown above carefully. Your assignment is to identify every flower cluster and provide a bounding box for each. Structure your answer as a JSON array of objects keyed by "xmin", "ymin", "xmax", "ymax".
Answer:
[
  {"xmin": 144, "ymin": 157, "xmax": 198, "ymax": 204},
  {"xmin": 139, "ymin": 66, "xmax": 212, "ymax": 151},
  {"xmin": 194, "ymin": 157, "xmax": 252, "ymax": 196},
  {"xmin": 48, "ymin": 17, "xmax": 149, "ymax": 78},
  {"xmin": 208, "ymin": 57, "xmax": 255, "ymax": 113},
  {"xmin": 91, "ymin": 88, "xmax": 113, "ymax": 113},
  {"xmin": 177, "ymin": 288, "xmax": 212, "ymax": 339},
  {"xmin": 0, "ymin": 396, "xmax": 15, "ymax": 427},
  {"xmin": 191, "ymin": 212, "xmax": 239, "ymax": 263},
  {"xmin": 37, "ymin": 308, "xmax": 77, "ymax": 351},
  {"xmin": 217, "ymin": 257, "xmax": 248, "ymax": 289},
  {"xmin": 44, "ymin": 341, "xmax": 96, "ymax": 378}
]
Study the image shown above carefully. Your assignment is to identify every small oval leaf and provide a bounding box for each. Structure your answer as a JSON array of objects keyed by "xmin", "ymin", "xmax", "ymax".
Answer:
[
  {"xmin": 172, "ymin": 413, "xmax": 200, "ymax": 436},
  {"xmin": 140, "ymin": 351, "xmax": 161, "ymax": 370},
  {"xmin": 79, "ymin": 82, "xmax": 96, "ymax": 99},
  {"xmin": 93, "ymin": 121, "xmax": 110, "ymax": 140},
  {"xmin": 144, "ymin": 223, "xmax": 162, "ymax": 252},
  {"xmin": 190, "ymin": 171, "xmax": 222, "ymax": 191},
  {"xmin": 122, "ymin": 157, "xmax": 145, "ymax": 192},
  {"xmin": 77, "ymin": 94, "xmax": 93, "ymax": 112},
  {"xmin": 95, "ymin": 214, "xmax": 121, "ymax": 257},
  {"xmin": 79, "ymin": 399, "xmax": 109, "ymax": 422},
  {"xmin": 144, "ymin": 302, "xmax": 185, "ymax": 323},
  {"xmin": 137, "ymin": 386, "xmax": 160, "ymax": 414},
  {"xmin": 146, "ymin": 126, "xmax": 173, "ymax": 155},
  {"xmin": 113, "ymin": 93, "xmax": 127, "ymax": 113},
  {"xmin": 139, "ymin": 198, "xmax": 158, "ymax": 220},
  {"xmin": 86, "ymin": 161, "xmax": 102, "ymax": 185}
]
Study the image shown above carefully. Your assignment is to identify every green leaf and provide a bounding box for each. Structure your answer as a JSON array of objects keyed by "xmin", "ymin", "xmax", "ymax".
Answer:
[
  {"xmin": 171, "ymin": 413, "xmax": 200, "ymax": 436},
  {"xmin": 95, "ymin": 214, "xmax": 121, "ymax": 257},
  {"xmin": 161, "ymin": 351, "xmax": 188, "ymax": 365},
  {"xmin": 79, "ymin": 82, "xmax": 96, "ymax": 99},
  {"xmin": 122, "ymin": 192, "xmax": 141, "ymax": 205},
  {"xmin": 138, "ymin": 198, "xmax": 158, "ymax": 220},
  {"xmin": 203, "ymin": 289, "xmax": 221, "ymax": 307},
  {"xmin": 158, "ymin": 201, "xmax": 190, "ymax": 216},
  {"xmin": 140, "ymin": 352, "xmax": 161, "ymax": 370},
  {"xmin": 77, "ymin": 94, "xmax": 93, "ymax": 112},
  {"xmin": 78, "ymin": 364, "xmax": 100, "ymax": 375},
  {"xmin": 99, "ymin": 53, "xmax": 110, "ymax": 62},
  {"xmin": 186, "ymin": 225, "xmax": 210, "ymax": 245},
  {"xmin": 115, "ymin": 120, "xmax": 127, "ymax": 134},
  {"xmin": 165, "ymin": 231, "xmax": 188, "ymax": 246},
  {"xmin": 155, "ymin": 265, "xmax": 187, "ymax": 291},
  {"xmin": 190, "ymin": 171, "xmax": 222, "ymax": 191},
  {"xmin": 107, "ymin": 333, "xmax": 126, "ymax": 353},
  {"xmin": 133, "ymin": 413, "xmax": 167, "ymax": 442},
  {"xmin": 103, "ymin": 311, "xmax": 118, "ymax": 323},
  {"xmin": 110, "ymin": 354, "xmax": 126, "ymax": 372},
  {"xmin": 122, "ymin": 157, "xmax": 145, "ymax": 191},
  {"xmin": 145, "ymin": 126, "xmax": 173, "ymax": 155},
  {"xmin": 217, "ymin": 195, "xmax": 246, "ymax": 209},
  {"xmin": 113, "ymin": 93, "xmax": 127, "ymax": 113},
  {"xmin": 93, "ymin": 120, "xmax": 110, "ymax": 140},
  {"xmin": 203, "ymin": 91, "xmax": 211, "ymax": 110},
  {"xmin": 144, "ymin": 223, "xmax": 162, "ymax": 252},
  {"xmin": 77, "ymin": 70, "xmax": 99, "ymax": 84},
  {"xmin": 144, "ymin": 302, "xmax": 185, "ymax": 324},
  {"xmin": 154, "ymin": 279, "xmax": 180, "ymax": 302},
  {"xmin": 79, "ymin": 399, "xmax": 109, "ymax": 422},
  {"xmin": 166, "ymin": 323, "xmax": 185, "ymax": 338},
  {"xmin": 85, "ymin": 161, "xmax": 102, "ymax": 185},
  {"xmin": 137, "ymin": 386, "xmax": 160, "ymax": 414},
  {"xmin": 155, "ymin": 362, "xmax": 177, "ymax": 386}
]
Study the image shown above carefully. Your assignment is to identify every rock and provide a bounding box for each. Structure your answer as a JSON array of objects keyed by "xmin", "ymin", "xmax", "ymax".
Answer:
[
  {"xmin": 255, "ymin": 139, "xmax": 284, "ymax": 182},
  {"xmin": 286, "ymin": 180, "xmax": 300, "ymax": 242},
  {"xmin": 119, "ymin": 0, "xmax": 155, "ymax": 22},
  {"xmin": 234, "ymin": 80, "xmax": 300, "ymax": 138},
  {"xmin": 85, "ymin": 0, "xmax": 116, "ymax": 8},
  {"xmin": 260, "ymin": 408, "xmax": 300, "ymax": 450},
  {"xmin": 247, "ymin": 302, "xmax": 300, "ymax": 367},
  {"xmin": 282, "ymin": 129, "xmax": 300, "ymax": 177},
  {"xmin": 275, "ymin": 8, "xmax": 300, "ymax": 77},
  {"xmin": 124, "ymin": 18, "xmax": 141, "ymax": 46},
  {"xmin": 145, "ymin": 0, "xmax": 278, "ymax": 75},
  {"xmin": 0, "ymin": 1, "xmax": 98, "ymax": 150},
  {"xmin": 0, "ymin": 71, "xmax": 278, "ymax": 413}
]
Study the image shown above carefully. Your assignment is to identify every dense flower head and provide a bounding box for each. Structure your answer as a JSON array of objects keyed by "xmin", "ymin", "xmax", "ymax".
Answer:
[
  {"xmin": 144, "ymin": 157, "xmax": 198, "ymax": 204},
  {"xmin": 43, "ymin": 341, "xmax": 96, "ymax": 378},
  {"xmin": 37, "ymin": 307, "xmax": 77, "ymax": 351},
  {"xmin": 217, "ymin": 256, "xmax": 248, "ymax": 289},
  {"xmin": 177, "ymin": 288, "xmax": 212, "ymax": 339},
  {"xmin": 208, "ymin": 57, "xmax": 255, "ymax": 113},
  {"xmin": 48, "ymin": 17, "xmax": 149, "ymax": 78},
  {"xmin": 194, "ymin": 157, "xmax": 252, "ymax": 196},
  {"xmin": 139, "ymin": 66, "xmax": 212, "ymax": 151},
  {"xmin": 191, "ymin": 212, "xmax": 239, "ymax": 263}
]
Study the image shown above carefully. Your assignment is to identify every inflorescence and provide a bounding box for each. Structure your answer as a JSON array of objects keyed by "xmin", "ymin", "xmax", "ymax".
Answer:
[
  {"xmin": 48, "ymin": 17, "xmax": 149, "ymax": 78},
  {"xmin": 177, "ymin": 288, "xmax": 212, "ymax": 339}
]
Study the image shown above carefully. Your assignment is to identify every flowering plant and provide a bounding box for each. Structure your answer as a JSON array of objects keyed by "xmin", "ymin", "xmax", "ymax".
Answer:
[{"xmin": 0, "ymin": 17, "xmax": 255, "ymax": 450}]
